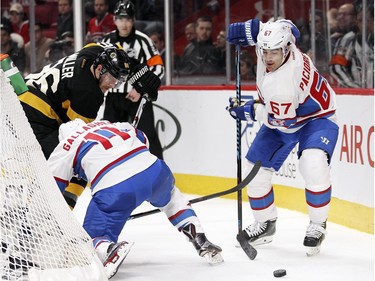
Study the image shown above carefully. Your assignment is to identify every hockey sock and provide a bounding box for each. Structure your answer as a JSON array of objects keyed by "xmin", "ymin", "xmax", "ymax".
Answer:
[{"xmin": 63, "ymin": 178, "xmax": 87, "ymax": 209}]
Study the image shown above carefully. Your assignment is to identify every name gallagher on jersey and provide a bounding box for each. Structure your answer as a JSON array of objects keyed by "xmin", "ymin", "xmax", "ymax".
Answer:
[{"xmin": 62, "ymin": 121, "xmax": 111, "ymax": 151}]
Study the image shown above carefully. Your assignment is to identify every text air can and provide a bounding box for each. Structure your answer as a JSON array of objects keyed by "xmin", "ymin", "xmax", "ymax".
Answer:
[{"xmin": 0, "ymin": 53, "xmax": 28, "ymax": 95}]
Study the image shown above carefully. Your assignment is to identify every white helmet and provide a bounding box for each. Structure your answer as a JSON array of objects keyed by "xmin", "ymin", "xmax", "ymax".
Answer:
[
  {"xmin": 58, "ymin": 119, "xmax": 86, "ymax": 142},
  {"xmin": 257, "ymin": 21, "xmax": 293, "ymax": 63}
]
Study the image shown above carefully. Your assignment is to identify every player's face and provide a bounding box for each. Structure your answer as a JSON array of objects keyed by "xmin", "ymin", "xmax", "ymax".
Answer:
[
  {"xmin": 99, "ymin": 72, "xmax": 119, "ymax": 92},
  {"xmin": 262, "ymin": 48, "xmax": 283, "ymax": 72},
  {"xmin": 115, "ymin": 17, "xmax": 134, "ymax": 37}
]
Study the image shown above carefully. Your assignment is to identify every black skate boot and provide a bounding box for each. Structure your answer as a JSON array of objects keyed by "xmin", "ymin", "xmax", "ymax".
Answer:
[
  {"xmin": 182, "ymin": 224, "xmax": 224, "ymax": 265},
  {"xmin": 303, "ymin": 221, "xmax": 327, "ymax": 256},
  {"xmin": 242, "ymin": 219, "xmax": 277, "ymax": 246}
]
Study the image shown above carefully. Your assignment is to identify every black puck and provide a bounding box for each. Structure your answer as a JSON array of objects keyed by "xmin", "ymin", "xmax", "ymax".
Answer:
[{"xmin": 273, "ymin": 269, "xmax": 287, "ymax": 277}]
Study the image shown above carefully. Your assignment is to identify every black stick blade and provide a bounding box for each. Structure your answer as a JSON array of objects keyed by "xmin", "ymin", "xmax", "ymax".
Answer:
[{"xmin": 236, "ymin": 231, "xmax": 257, "ymax": 260}]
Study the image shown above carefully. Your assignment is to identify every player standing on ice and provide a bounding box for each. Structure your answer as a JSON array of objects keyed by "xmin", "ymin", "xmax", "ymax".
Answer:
[
  {"xmin": 226, "ymin": 19, "xmax": 339, "ymax": 256},
  {"xmin": 48, "ymin": 119, "xmax": 223, "ymax": 279},
  {"xmin": 19, "ymin": 42, "xmax": 160, "ymax": 209}
]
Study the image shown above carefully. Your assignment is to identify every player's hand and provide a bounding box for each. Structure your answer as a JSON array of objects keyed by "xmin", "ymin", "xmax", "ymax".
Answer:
[
  {"xmin": 226, "ymin": 97, "xmax": 257, "ymax": 121},
  {"xmin": 126, "ymin": 88, "xmax": 141, "ymax": 102},
  {"xmin": 226, "ymin": 19, "xmax": 260, "ymax": 46},
  {"xmin": 127, "ymin": 63, "xmax": 161, "ymax": 101}
]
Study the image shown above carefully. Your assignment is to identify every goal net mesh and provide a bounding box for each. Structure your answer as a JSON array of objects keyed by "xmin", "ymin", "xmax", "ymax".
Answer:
[{"xmin": 0, "ymin": 70, "xmax": 106, "ymax": 280}]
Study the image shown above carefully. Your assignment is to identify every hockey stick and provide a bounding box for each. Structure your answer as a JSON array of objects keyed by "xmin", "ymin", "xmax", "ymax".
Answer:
[
  {"xmin": 132, "ymin": 94, "xmax": 150, "ymax": 127},
  {"xmin": 235, "ymin": 45, "xmax": 243, "ymax": 235},
  {"xmin": 233, "ymin": 46, "xmax": 258, "ymax": 261},
  {"xmin": 237, "ymin": 230, "xmax": 257, "ymax": 260},
  {"xmin": 128, "ymin": 160, "xmax": 261, "ymax": 220}
]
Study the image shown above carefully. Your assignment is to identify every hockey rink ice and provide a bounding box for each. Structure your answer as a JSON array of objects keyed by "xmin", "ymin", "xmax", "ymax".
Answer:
[{"xmin": 73, "ymin": 189, "xmax": 374, "ymax": 281}]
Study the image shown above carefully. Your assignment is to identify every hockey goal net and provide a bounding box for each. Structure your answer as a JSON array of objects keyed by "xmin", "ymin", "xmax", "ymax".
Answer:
[{"xmin": 0, "ymin": 70, "xmax": 107, "ymax": 280}]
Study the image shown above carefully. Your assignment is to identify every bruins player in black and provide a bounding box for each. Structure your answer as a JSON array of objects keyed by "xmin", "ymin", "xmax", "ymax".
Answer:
[
  {"xmin": 19, "ymin": 42, "xmax": 160, "ymax": 208},
  {"xmin": 102, "ymin": 0, "xmax": 165, "ymax": 159}
]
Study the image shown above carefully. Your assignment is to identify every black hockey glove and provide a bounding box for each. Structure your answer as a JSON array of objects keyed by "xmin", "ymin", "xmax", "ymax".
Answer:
[{"xmin": 127, "ymin": 63, "xmax": 161, "ymax": 101}]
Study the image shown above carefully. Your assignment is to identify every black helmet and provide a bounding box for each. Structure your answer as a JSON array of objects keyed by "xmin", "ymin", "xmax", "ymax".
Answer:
[
  {"xmin": 114, "ymin": 1, "xmax": 135, "ymax": 19},
  {"xmin": 94, "ymin": 47, "xmax": 131, "ymax": 82}
]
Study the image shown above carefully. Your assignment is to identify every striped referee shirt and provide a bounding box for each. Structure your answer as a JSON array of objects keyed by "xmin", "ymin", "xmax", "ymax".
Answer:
[
  {"xmin": 102, "ymin": 28, "xmax": 164, "ymax": 93},
  {"xmin": 329, "ymin": 31, "xmax": 374, "ymax": 88}
]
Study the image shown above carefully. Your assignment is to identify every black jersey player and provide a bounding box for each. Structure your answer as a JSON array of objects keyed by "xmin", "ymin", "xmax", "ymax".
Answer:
[{"xmin": 19, "ymin": 41, "xmax": 160, "ymax": 208}]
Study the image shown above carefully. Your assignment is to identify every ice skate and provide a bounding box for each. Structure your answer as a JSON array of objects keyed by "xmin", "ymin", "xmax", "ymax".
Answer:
[
  {"xmin": 182, "ymin": 224, "xmax": 224, "ymax": 265},
  {"xmin": 103, "ymin": 241, "xmax": 134, "ymax": 279},
  {"xmin": 303, "ymin": 221, "xmax": 327, "ymax": 256},
  {"xmin": 242, "ymin": 219, "xmax": 277, "ymax": 246}
]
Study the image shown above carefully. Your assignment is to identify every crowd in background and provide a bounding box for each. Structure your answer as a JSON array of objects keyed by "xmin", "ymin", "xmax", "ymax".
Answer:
[{"xmin": 0, "ymin": 0, "xmax": 373, "ymax": 88}]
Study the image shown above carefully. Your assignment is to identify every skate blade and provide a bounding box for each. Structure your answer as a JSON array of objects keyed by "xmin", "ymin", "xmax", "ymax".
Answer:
[
  {"xmin": 235, "ymin": 240, "xmax": 241, "ymax": 248},
  {"xmin": 250, "ymin": 236, "xmax": 274, "ymax": 246},
  {"xmin": 203, "ymin": 252, "xmax": 224, "ymax": 265},
  {"xmin": 104, "ymin": 242, "xmax": 134, "ymax": 279},
  {"xmin": 306, "ymin": 246, "xmax": 320, "ymax": 257},
  {"xmin": 235, "ymin": 235, "xmax": 274, "ymax": 248}
]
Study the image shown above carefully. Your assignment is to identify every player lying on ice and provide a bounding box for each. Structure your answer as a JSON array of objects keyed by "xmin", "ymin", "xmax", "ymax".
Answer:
[
  {"xmin": 48, "ymin": 119, "xmax": 223, "ymax": 279},
  {"xmin": 226, "ymin": 18, "xmax": 339, "ymax": 256}
]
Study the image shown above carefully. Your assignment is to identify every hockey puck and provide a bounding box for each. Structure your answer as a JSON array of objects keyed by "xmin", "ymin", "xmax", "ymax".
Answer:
[{"xmin": 273, "ymin": 269, "xmax": 287, "ymax": 278}]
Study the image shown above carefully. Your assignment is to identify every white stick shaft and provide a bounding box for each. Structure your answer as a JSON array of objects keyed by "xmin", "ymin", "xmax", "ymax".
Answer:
[{"xmin": 132, "ymin": 94, "xmax": 149, "ymax": 127}]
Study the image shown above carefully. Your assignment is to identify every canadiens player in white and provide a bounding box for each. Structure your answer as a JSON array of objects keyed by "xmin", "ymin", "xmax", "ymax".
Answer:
[
  {"xmin": 48, "ymin": 119, "xmax": 223, "ymax": 279},
  {"xmin": 226, "ymin": 19, "xmax": 339, "ymax": 256}
]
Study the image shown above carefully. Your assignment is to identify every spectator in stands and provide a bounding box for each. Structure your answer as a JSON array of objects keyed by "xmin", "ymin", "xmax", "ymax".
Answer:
[
  {"xmin": 239, "ymin": 50, "xmax": 255, "ymax": 82},
  {"xmin": 24, "ymin": 23, "xmax": 54, "ymax": 75},
  {"xmin": 56, "ymin": 0, "xmax": 74, "ymax": 40},
  {"xmin": 149, "ymin": 31, "xmax": 165, "ymax": 63},
  {"xmin": 184, "ymin": 22, "xmax": 196, "ymax": 44},
  {"xmin": 329, "ymin": 4, "xmax": 374, "ymax": 88},
  {"xmin": 173, "ymin": 22, "xmax": 196, "ymax": 70},
  {"xmin": 45, "ymin": 31, "xmax": 75, "ymax": 64},
  {"xmin": 85, "ymin": 0, "xmax": 115, "ymax": 43},
  {"xmin": 178, "ymin": 16, "xmax": 221, "ymax": 75},
  {"xmin": 8, "ymin": 2, "xmax": 29, "ymax": 44},
  {"xmin": 101, "ymin": 0, "xmax": 165, "ymax": 160},
  {"xmin": 330, "ymin": 3, "xmax": 357, "ymax": 48},
  {"xmin": 306, "ymin": 10, "xmax": 330, "ymax": 75},
  {"xmin": 294, "ymin": 17, "xmax": 310, "ymax": 53},
  {"xmin": 214, "ymin": 29, "xmax": 227, "ymax": 73},
  {"xmin": 0, "ymin": 19, "xmax": 26, "ymax": 74},
  {"xmin": 149, "ymin": 31, "xmax": 165, "ymax": 84},
  {"xmin": 327, "ymin": 8, "xmax": 339, "ymax": 35}
]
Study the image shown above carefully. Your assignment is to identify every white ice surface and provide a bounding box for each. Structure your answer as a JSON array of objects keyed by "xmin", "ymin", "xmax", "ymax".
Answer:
[{"xmin": 74, "ymin": 189, "xmax": 374, "ymax": 281}]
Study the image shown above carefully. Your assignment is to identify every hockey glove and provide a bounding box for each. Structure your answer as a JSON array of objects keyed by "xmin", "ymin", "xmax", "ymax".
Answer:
[
  {"xmin": 226, "ymin": 97, "xmax": 257, "ymax": 121},
  {"xmin": 127, "ymin": 63, "xmax": 161, "ymax": 101},
  {"xmin": 226, "ymin": 19, "xmax": 260, "ymax": 46}
]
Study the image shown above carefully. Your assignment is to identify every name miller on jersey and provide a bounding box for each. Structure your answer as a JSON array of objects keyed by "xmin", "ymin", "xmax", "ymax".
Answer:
[
  {"xmin": 62, "ymin": 120, "xmax": 111, "ymax": 151},
  {"xmin": 61, "ymin": 53, "xmax": 78, "ymax": 79}
]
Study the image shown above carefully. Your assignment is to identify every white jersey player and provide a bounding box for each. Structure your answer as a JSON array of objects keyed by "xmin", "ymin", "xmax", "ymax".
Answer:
[
  {"xmin": 226, "ymin": 19, "xmax": 339, "ymax": 256},
  {"xmin": 48, "ymin": 119, "xmax": 223, "ymax": 278}
]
